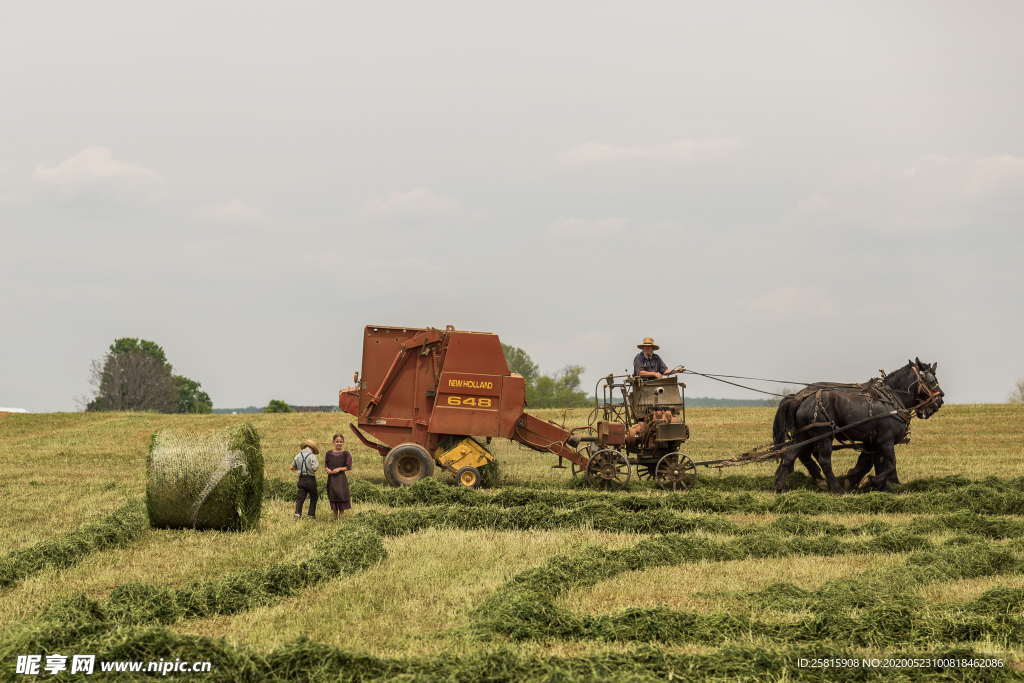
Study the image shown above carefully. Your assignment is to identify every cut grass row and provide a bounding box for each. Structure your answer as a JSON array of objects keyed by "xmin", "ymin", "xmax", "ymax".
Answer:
[
  {"xmin": 14, "ymin": 627, "xmax": 1014, "ymax": 682},
  {"xmin": 1, "ymin": 523, "xmax": 384, "ymax": 659},
  {"xmin": 267, "ymin": 475, "xmax": 1024, "ymax": 516},
  {"xmin": 2, "ymin": 502, "xmax": 990, "ymax": 661},
  {"xmin": 0, "ymin": 501, "xmax": 146, "ymax": 590},
  {"xmin": 6, "ymin": 485, "xmax": 1024, "ymax": 599},
  {"xmin": 472, "ymin": 538, "xmax": 1024, "ymax": 647}
]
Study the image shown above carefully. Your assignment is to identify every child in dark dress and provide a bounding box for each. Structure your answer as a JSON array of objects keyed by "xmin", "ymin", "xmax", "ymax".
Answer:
[{"xmin": 324, "ymin": 433, "xmax": 352, "ymax": 519}]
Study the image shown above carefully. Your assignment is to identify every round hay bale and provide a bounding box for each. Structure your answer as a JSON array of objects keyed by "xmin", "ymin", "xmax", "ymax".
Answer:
[{"xmin": 146, "ymin": 424, "xmax": 263, "ymax": 531}]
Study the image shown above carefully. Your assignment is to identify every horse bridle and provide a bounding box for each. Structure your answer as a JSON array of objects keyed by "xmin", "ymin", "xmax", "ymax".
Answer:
[{"xmin": 905, "ymin": 364, "xmax": 943, "ymax": 416}]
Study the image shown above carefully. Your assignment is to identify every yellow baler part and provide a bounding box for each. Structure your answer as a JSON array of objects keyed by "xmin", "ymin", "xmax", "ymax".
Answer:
[{"xmin": 435, "ymin": 437, "xmax": 494, "ymax": 470}]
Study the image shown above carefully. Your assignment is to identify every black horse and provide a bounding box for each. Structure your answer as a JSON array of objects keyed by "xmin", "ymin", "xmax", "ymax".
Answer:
[{"xmin": 772, "ymin": 358, "xmax": 944, "ymax": 493}]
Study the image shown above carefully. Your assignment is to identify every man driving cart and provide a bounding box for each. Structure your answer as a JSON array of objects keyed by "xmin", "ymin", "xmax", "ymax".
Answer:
[
  {"xmin": 632, "ymin": 337, "xmax": 682, "ymax": 379},
  {"xmin": 628, "ymin": 337, "xmax": 685, "ymax": 446}
]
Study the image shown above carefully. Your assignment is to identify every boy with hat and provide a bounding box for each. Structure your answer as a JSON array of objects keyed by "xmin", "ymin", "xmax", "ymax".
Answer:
[
  {"xmin": 290, "ymin": 439, "xmax": 320, "ymax": 519},
  {"xmin": 629, "ymin": 337, "xmax": 685, "ymax": 445},
  {"xmin": 634, "ymin": 337, "xmax": 672, "ymax": 378}
]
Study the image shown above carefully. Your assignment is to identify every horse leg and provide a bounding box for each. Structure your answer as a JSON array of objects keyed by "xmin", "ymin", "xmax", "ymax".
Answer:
[
  {"xmin": 813, "ymin": 439, "xmax": 843, "ymax": 494},
  {"xmin": 845, "ymin": 449, "xmax": 875, "ymax": 492},
  {"xmin": 798, "ymin": 452, "xmax": 827, "ymax": 490},
  {"xmin": 774, "ymin": 449, "xmax": 801, "ymax": 493},
  {"xmin": 886, "ymin": 450, "xmax": 901, "ymax": 486},
  {"xmin": 867, "ymin": 443, "xmax": 898, "ymax": 491}
]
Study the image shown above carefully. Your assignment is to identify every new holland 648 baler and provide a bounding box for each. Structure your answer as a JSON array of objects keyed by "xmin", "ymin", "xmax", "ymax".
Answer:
[{"xmin": 339, "ymin": 325, "xmax": 584, "ymax": 488}]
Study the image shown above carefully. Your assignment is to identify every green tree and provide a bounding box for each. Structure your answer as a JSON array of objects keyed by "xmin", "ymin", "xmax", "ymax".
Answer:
[
  {"xmin": 109, "ymin": 338, "xmax": 168, "ymax": 365},
  {"xmin": 501, "ymin": 344, "xmax": 590, "ymax": 408},
  {"xmin": 528, "ymin": 365, "xmax": 591, "ymax": 408},
  {"xmin": 87, "ymin": 338, "xmax": 177, "ymax": 412},
  {"xmin": 501, "ymin": 344, "xmax": 540, "ymax": 384},
  {"xmin": 1010, "ymin": 379, "xmax": 1024, "ymax": 404},
  {"xmin": 86, "ymin": 338, "xmax": 213, "ymax": 413},
  {"xmin": 264, "ymin": 399, "xmax": 292, "ymax": 413},
  {"xmin": 174, "ymin": 375, "xmax": 213, "ymax": 413}
]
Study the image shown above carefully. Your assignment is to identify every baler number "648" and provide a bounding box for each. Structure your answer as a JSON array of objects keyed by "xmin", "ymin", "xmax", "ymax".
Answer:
[{"xmin": 446, "ymin": 396, "xmax": 493, "ymax": 408}]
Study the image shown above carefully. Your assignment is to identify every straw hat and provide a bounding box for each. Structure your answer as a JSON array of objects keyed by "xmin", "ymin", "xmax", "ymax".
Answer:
[
  {"xmin": 636, "ymin": 337, "xmax": 660, "ymax": 350},
  {"xmin": 301, "ymin": 439, "xmax": 319, "ymax": 454}
]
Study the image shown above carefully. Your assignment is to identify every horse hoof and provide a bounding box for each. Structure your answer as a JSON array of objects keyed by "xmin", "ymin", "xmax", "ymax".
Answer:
[{"xmin": 815, "ymin": 478, "xmax": 829, "ymax": 491}]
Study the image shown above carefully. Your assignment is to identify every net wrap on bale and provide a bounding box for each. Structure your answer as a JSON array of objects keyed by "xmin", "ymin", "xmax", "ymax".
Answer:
[{"xmin": 147, "ymin": 424, "xmax": 263, "ymax": 531}]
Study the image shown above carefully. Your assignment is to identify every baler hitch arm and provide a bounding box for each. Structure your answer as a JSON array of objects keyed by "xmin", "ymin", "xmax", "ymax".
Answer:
[{"xmin": 513, "ymin": 413, "xmax": 588, "ymax": 467}]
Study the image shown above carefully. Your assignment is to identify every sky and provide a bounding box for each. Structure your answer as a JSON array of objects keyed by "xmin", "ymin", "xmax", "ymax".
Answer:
[{"xmin": 1, "ymin": 1, "xmax": 1022, "ymax": 412}]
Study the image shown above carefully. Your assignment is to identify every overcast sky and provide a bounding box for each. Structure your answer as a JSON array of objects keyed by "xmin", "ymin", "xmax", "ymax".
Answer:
[{"xmin": 2, "ymin": 1, "xmax": 1022, "ymax": 412}]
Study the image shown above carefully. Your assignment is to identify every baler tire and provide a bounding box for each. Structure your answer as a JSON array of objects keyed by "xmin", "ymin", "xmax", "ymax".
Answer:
[
  {"xmin": 383, "ymin": 443, "xmax": 435, "ymax": 487},
  {"xmin": 455, "ymin": 466, "xmax": 482, "ymax": 489}
]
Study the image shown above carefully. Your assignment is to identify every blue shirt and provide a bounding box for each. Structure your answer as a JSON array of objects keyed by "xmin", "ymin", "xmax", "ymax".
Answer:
[
  {"xmin": 634, "ymin": 352, "xmax": 668, "ymax": 376},
  {"xmin": 292, "ymin": 448, "xmax": 319, "ymax": 476}
]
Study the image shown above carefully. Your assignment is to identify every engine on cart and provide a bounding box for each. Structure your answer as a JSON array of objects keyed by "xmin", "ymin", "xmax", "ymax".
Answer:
[{"xmin": 574, "ymin": 374, "xmax": 697, "ymax": 490}]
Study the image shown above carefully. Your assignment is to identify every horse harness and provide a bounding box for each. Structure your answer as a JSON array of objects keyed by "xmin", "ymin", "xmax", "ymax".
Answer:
[
  {"xmin": 787, "ymin": 366, "xmax": 942, "ymax": 446},
  {"xmin": 713, "ymin": 365, "xmax": 943, "ymax": 468},
  {"xmin": 790, "ymin": 378, "xmax": 911, "ymax": 443}
]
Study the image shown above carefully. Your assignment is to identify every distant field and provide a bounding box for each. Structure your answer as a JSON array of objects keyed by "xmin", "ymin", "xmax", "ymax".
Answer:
[{"xmin": 1, "ymin": 404, "xmax": 1023, "ymax": 680}]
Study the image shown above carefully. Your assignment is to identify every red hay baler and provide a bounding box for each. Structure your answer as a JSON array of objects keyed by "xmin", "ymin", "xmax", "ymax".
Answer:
[{"xmin": 339, "ymin": 325, "xmax": 584, "ymax": 488}]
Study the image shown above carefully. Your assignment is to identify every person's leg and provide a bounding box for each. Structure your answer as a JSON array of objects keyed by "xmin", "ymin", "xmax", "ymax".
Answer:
[
  {"xmin": 295, "ymin": 480, "xmax": 307, "ymax": 517},
  {"xmin": 308, "ymin": 483, "xmax": 318, "ymax": 518}
]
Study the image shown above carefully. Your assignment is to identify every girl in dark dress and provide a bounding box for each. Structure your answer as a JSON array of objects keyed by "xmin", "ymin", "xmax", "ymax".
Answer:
[{"xmin": 324, "ymin": 433, "xmax": 352, "ymax": 519}]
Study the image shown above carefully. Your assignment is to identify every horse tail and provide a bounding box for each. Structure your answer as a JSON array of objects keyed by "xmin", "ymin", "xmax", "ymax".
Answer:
[{"xmin": 773, "ymin": 395, "xmax": 798, "ymax": 446}]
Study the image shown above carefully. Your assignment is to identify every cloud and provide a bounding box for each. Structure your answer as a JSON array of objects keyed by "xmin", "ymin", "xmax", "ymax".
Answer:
[
  {"xmin": 967, "ymin": 154, "xmax": 1024, "ymax": 197},
  {"xmin": 542, "ymin": 217, "xmax": 634, "ymax": 260},
  {"xmin": 749, "ymin": 287, "xmax": 836, "ymax": 318},
  {"xmin": 33, "ymin": 146, "xmax": 162, "ymax": 200},
  {"xmin": 562, "ymin": 138, "xmax": 741, "ymax": 165},
  {"xmin": 786, "ymin": 152, "xmax": 1024, "ymax": 236},
  {"xmin": 900, "ymin": 153, "xmax": 1024, "ymax": 199},
  {"xmin": 198, "ymin": 199, "xmax": 266, "ymax": 224},
  {"xmin": 792, "ymin": 193, "xmax": 834, "ymax": 218},
  {"xmin": 362, "ymin": 188, "xmax": 463, "ymax": 221},
  {"xmin": 548, "ymin": 217, "xmax": 629, "ymax": 238}
]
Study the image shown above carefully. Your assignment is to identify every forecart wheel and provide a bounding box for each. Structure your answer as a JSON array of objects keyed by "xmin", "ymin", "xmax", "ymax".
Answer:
[
  {"xmin": 383, "ymin": 443, "xmax": 435, "ymax": 487},
  {"xmin": 570, "ymin": 445, "xmax": 592, "ymax": 479},
  {"xmin": 655, "ymin": 452, "xmax": 697, "ymax": 491},
  {"xmin": 586, "ymin": 448, "xmax": 631, "ymax": 489},
  {"xmin": 456, "ymin": 466, "xmax": 482, "ymax": 489}
]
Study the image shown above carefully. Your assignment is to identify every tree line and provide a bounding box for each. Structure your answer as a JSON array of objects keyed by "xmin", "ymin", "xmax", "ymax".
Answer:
[
  {"xmin": 84, "ymin": 338, "xmax": 591, "ymax": 414},
  {"xmin": 86, "ymin": 336, "xmax": 1024, "ymax": 413}
]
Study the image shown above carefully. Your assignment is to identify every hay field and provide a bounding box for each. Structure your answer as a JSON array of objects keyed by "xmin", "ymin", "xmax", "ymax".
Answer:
[{"xmin": 1, "ymin": 404, "xmax": 1023, "ymax": 680}]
